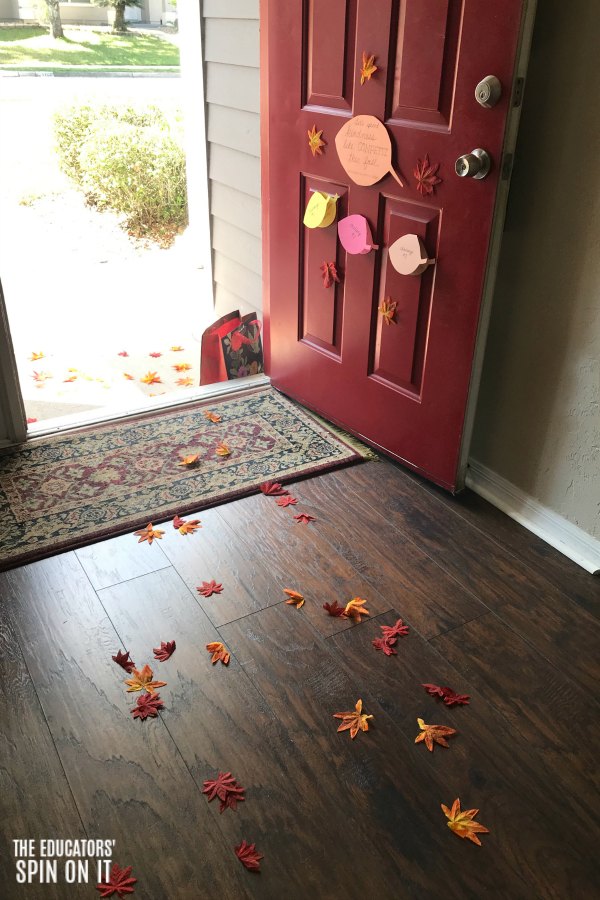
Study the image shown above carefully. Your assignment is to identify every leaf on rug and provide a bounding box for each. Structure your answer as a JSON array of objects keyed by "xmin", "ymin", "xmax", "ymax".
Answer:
[
  {"xmin": 203, "ymin": 410, "xmax": 222, "ymax": 423},
  {"xmin": 178, "ymin": 454, "xmax": 200, "ymax": 467},
  {"xmin": 215, "ymin": 442, "xmax": 232, "ymax": 458}
]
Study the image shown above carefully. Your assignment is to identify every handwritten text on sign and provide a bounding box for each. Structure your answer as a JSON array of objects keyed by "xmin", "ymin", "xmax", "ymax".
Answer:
[{"xmin": 335, "ymin": 116, "xmax": 404, "ymax": 187}]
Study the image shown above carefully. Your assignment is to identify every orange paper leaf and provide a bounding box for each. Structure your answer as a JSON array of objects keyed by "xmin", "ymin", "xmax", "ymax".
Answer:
[
  {"xmin": 215, "ymin": 442, "xmax": 231, "ymax": 458},
  {"xmin": 172, "ymin": 515, "xmax": 201, "ymax": 535},
  {"xmin": 379, "ymin": 297, "xmax": 397, "ymax": 326},
  {"xmin": 333, "ymin": 698, "xmax": 373, "ymax": 739},
  {"xmin": 29, "ymin": 351, "xmax": 45, "ymax": 361},
  {"xmin": 206, "ymin": 641, "xmax": 231, "ymax": 665},
  {"xmin": 203, "ymin": 410, "xmax": 222, "ymax": 423},
  {"xmin": 123, "ymin": 372, "xmax": 134, "ymax": 380},
  {"xmin": 283, "ymin": 588, "xmax": 305, "ymax": 609},
  {"xmin": 140, "ymin": 371, "xmax": 161, "ymax": 385},
  {"xmin": 178, "ymin": 454, "xmax": 200, "ymax": 467},
  {"xmin": 415, "ymin": 717, "xmax": 457, "ymax": 752},
  {"xmin": 134, "ymin": 523, "xmax": 164, "ymax": 545},
  {"xmin": 170, "ymin": 345, "xmax": 184, "ymax": 352},
  {"xmin": 307, "ymin": 124, "xmax": 326, "ymax": 157},
  {"xmin": 173, "ymin": 363, "xmax": 192, "ymax": 372},
  {"xmin": 441, "ymin": 798, "xmax": 489, "ymax": 846},
  {"xmin": 176, "ymin": 377, "xmax": 194, "ymax": 387},
  {"xmin": 124, "ymin": 664, "xmax": 167, "ymax": 695},
  {"xmin": 360, "ymin": 51, "xmax": 378, "ymax": 85},
  {"xmin": 344, "ymin": 597, "xmax": 370, "ymax": 622}
]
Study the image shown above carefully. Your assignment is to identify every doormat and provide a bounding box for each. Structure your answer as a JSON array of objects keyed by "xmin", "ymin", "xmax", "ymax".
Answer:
[{"xmin": 0, "ymin": 387, "xmax": 374, "ymax": 572}]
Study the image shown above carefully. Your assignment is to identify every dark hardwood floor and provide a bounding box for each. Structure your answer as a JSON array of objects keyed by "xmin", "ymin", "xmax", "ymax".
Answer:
[{"xmin": 1, "ymin": 459, "xmax": 598, "ymax": 899}]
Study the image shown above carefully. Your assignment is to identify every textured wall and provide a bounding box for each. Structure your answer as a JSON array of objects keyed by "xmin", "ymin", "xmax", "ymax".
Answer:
[{"xmin": 471, "ymin": 0, "xmax": 600, "ymax": 538}]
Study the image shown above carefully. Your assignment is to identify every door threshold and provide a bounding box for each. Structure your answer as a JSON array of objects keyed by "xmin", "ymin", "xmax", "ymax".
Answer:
[{"xmin": 25, "ymin": 374, "xmax": 271, "ymax": 440}]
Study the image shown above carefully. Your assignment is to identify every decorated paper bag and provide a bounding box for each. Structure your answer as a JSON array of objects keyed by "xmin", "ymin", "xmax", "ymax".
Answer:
[
  {"xmin": 199, "ymin": 310, "xmax": 241, "ymax": 385},
  {"xmin": 221, "ymin": 314, "xmax": 263, "ymax": 379}
]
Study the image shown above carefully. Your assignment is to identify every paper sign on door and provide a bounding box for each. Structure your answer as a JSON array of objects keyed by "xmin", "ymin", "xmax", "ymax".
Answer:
[
  {"xmin": 303, "ymin": 192, "xmax": 338, "ymax": 229},
  {"xmin": 335, "ymin": 115, "xmax": 404, "ymax": 187},
  {"xmin": 338, "ymin": 215, "xmax": 378, "ymax": 255},
  {"xmin": 389, "ymin": 234, "xmax": 435, "ymax": 276}
]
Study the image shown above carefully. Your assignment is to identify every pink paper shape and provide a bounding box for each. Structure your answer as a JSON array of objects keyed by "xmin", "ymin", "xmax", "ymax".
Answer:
[{"xmin": 338, "ymin": 215, "xmax": 378, "ymax": 255}]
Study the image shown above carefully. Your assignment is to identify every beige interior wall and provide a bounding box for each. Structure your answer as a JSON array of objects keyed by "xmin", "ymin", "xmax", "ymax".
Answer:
[{"xmin": 471, "ymin": 0, "xmax": 600, "ymax": 538}]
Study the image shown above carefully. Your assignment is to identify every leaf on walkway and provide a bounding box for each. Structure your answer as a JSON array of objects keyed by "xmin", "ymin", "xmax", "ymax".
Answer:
[{"xmin": 134, "ymin": 523, "xmax": 164, "ymax": 545}]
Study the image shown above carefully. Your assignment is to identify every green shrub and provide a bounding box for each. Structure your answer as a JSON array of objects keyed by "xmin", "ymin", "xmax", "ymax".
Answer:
[{"xmin": 53, "ymin": 104, "xmax": 187, "ymax": 243}]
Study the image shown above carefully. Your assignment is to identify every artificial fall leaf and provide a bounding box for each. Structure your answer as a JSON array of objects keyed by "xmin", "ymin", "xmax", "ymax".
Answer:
[
  {"xmin": 134, "ymin": 523, "xmax": 165, "ymax": 545},
  {"xmin": 178, "ymin": 454, "xmax": 200, "ymax": 467},
  {"xmin": 197, "ymin": 580, "xmax": 223, "ymax": 598},
  {"xmin": 206, "ymin": 641, "xmax": 231, "ymax": 666},
  {"xmin": 215, "ymin": 442, "xmax": 231, "ymax": 458},
  {"xmin": 32, "ymin": 370, "xmax": 52, "ymax": 383},
  {"xmin": 235, "ymin": 840, "xmax": 263, "ymax": 872},
  {"xmin": 307, "ymin": 124, "xmax": 326, "ymax": 157},
  {"xmin": 123, "ymin": 373, "xmax": 134, "ymax": 380},
  {"xmin": 140, "ymin": 371, "xmax": 161, "ymax": 385},
  {"xmin": 153, "ymin": 640, "xmax": 176, "ymax": 662},
  {"xmin": 294, "ymin": 513, "xmax": 316, "ymax": 524},
  {"xmin": 26, "ymin": 417, "xmax": 37, "ymax": 424},
  {"xmin": 441, "ymin": 799, "xmax": 489, "ymax": 846},
  {"xmin": 63, "ymin": 375, "xmax": 78, "ymax": 382},
  {"xmin": 321, "ymin": 261, "xmax": 341, "ymax": 289},
  {"xmin": 117, "ymin": 351, "xmax": 129, "ymax": 357},
  {"xmin": 283, "ymin": 588, "xmax": 305, "ymax": 609},
  {"xmin": 260, "ymin": 481, "xmax": 288, "ymax": 496},
  {"xmin": 344, "ymin": 597, "xmax": 370, "ymax": 622},
  {"xmin": 124, "ymin": 664, "xmax": 167, "ymax": 695},
  {"xmin": 96, "ymin": 862, "xmax": 137, "ymax": 897},
  {"xmin": 203, "ymin": 410, "xmax": 222, "ymax": 423},
  {"xmin": 29, "ymin": 351, "xmax": 44, "ymax": 361},
  {"xmin": 276, "ymin": 495, "xmax": 298, "ymax": 507},
  {"xmin": 149, "ymin": 351, "xmax": 162, "ymax": 358},
  {"xmin": 176, "ymin": 377, "xmax": 194, "ymax": 387},
  {"xmin": 173, "ymin": 362, "xmax": 192, "ymax": 372},
  {"xmin": 333, "ymin": 698, "xmax": 373, "ymax": 739},
  {"xmin": 360, "ymin": 51, "xmax": 378, "ymax": 85},
  {"xmin": 415, "ymin": 717, "xmax": 457, "ymax": 752},
  {"xmin": 372, "ymin": 636, "xmax": 397, "ymax": 656},
  {"xmin": 131, "ymin": 692, "xmax": 164, "ymax": 721},
  {"xmin": 172, "ymin": 514, "xmax": 202, "ymax": 535},
  {"xmin": 323, "ymin": 600, "xmax": 347, "ymax": 618},
  {"xmin": 381, "ymin": 618, "xmax": 410, "ymax": 640},
  {"xmin": 203, "ymin": 771, "xmax": 244, "ymax": 812},
  {"xmin": 112, "ymin": 649, "xmax": 135, "ymax": 673},
  {"xmin": 379, "ymin": 297, "xmax": 398, "ymax": 326},
  {"xmin": 170, "ymin": 345, "xmax": 184, "ymax": 352},
  {"xmin": 423, "ymin": 684, "xmax": 471, "ymax": 707},
  {"xmin": 414, "ymin": 154, "xmax": 442, "ymax": 197}
]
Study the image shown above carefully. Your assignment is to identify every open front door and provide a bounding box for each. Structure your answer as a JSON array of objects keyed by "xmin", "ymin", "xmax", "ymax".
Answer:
[
  {"xmin": 262, "ymin": 0, "xmax": 534, "ymax": 490},
  {"xmin": 0, "ymin": 280, "xmax": 26, "ymax": 446}
]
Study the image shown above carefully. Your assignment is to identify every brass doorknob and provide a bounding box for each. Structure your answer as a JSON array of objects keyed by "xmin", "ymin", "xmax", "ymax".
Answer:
[{"xmin": 455, "ymin": 148, "xmax": 491, "ymax": 180}]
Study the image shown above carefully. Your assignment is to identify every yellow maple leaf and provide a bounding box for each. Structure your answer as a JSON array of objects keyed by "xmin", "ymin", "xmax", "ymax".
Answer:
[
  {"xmin": 360, "ymin": 51, "xmax": 378, "ymax": 85},
  {"xmin": 140, "ymin": 371, "xmax": 161, "ymax": 385},
  {"xmin": 344, "ymin": 597, "xmax": 370, "ymax": 622},
  {"xmin": 124, "ymin": 664, "xmax": 167, "ymax": 695},
  {"xmin": 378, "ymin": 297, "xmax": 397, "ymax": 325}
]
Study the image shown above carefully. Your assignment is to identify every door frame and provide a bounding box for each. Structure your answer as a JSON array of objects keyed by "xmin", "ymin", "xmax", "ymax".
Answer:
[{"xmin": 0, "ymin": 281, "xmax": 27, "ymax": 446}]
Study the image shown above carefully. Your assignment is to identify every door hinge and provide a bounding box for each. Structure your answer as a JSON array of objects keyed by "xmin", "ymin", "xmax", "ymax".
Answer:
[
  {"xmin": 512, "ymin": 76, "xmax": 525, "ymax": 107},
  {"xmin": 501, "ymin": 152, "xmax": 514, "ymax": 180}
]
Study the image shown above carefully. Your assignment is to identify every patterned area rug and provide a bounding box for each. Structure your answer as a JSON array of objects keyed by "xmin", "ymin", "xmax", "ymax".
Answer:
[{"xmin": 0, "ymin": 388, "xmax": 372, "ymax": 571}]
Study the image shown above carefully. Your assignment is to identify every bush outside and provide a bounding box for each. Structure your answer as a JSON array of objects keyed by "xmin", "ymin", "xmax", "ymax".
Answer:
[{"xmin": 53, "ymin": 103, "xmax": 188, "ymax": 244}]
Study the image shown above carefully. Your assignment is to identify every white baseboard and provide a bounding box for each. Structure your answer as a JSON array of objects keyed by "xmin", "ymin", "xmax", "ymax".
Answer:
[{"xmin": 466, "ymin": 459, "xmax": 600, "ymax": 575}]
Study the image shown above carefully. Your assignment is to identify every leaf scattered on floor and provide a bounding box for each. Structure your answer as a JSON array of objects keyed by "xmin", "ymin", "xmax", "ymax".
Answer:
[
  {"xmin": 131, "ymin": 693, "xmax": 165, "ymax": 721},
  {"xmin": 149, "ymin": 351, "xmax": 162, "ymax": 358},
  {"xmin": 176, "ymin": 377, "xmax": 194, "ymax": 387},
  {"xmin": 441, "ymin": 799, "xmax": 489, "ymax": 845},
  {"xmin": 415, "ymin": 718, "xmax": 457, "ymax": 752},
  {"xmin": 173, "ymin": 362, "xmax": 192, "ymax": 372},
  {"xmin": 203, "ymin": 771, "xmax": 245, "ymax": 811},
  {"xmin": 197, "ymin": 580, "xmax": 223, "ymax": 598},
  {"xmin": 215, "ymin": 442, "xmax": 231, "ymax": 458},
  {"xmin": 260, "ymin": 481, "xmax": 288, "ymax": 496},
  {"xmin": 206, "ymin": 642, "xmax": 231, "ymax": 665},
  {"xmin": 134, "ymin": 523, "xmax": 165, "ymax": 544},
  {"xmin": 283, "ymin": 588, "xmax": 305, "ymax": 609},
  {"xmin": 423, "ymin": 684, "xmax": 470, "ymax": 707},
  {"xmin": 344, "ymin": 597, "xmax": 370, "ymax": 622},
  {"xmin": 172, "ymin": 515, "xmax": 201, "ymax": 535},
  {"xmin": 178, "ymin": 454, "xmax": 200, "ymax": 467},
  {"xmin": 294, "ymin": 513, "xmax": 316, "ymax": 524},
  {"xmin": 29, "ymin": 351, "xmax": 45, "ymax": 361},
  {"xmin": 333, "ymin": 699, "xmax": 373, "ymax": 739},
  {"xmin": 140, "ymin": 371, "xmax": 162, "ymax": 385},
  {"xmin": 153, "ymin": 640, "xmax": 176, "ymax": 662},
  {"xmin": 203, "ymin": 410, "xmax": 222, "ymax": 423},
  {"xmin": 235, "ymin": 840, "xmax": 263, "ymax": 872},
  {"xmin": 96, "ymin": 861, "xmax": 137, "ymax": 897},
  {"xmin": 276, "ymin": 495, "xmax": 298, "ymax": 507},
  {"xmin": 112, "ymin": 649, "xmax": 135, "ymax": 673},
  {"xmin": 323, "ymin": 600, "xmax": 347, "ymax": 618},
  {"xmin": 124, "ymin": 664, "xmax": 167, "ymax": 695}
]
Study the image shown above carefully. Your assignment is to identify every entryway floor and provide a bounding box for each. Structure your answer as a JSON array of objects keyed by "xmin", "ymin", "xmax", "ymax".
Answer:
[{"xmin": 1, "ymin": 460, "xmax": 598, "ymax": 898}]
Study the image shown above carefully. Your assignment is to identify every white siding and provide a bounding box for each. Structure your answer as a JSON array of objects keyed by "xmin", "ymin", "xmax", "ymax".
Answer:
[{"xmin": 204, "ymin": 2, "xmax": 262, "ymax": 319}]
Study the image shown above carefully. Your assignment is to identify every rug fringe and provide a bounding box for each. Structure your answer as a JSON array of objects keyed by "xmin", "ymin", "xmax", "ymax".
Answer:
[{"xmin": 301, "ymin": 410, "xmax": 379, "ymax": 461}]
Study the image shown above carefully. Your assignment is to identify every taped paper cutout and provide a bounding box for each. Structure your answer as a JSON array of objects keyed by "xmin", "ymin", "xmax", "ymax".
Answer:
[
  {"xmin": 335, "ymin": 115, "xmax": 404, "ymax": 187},
  {"xmin": 389, "ymin": 233, "xmax": 435, "ymax": 276},
  {"xmin": 338, "ymin": 215, "xmax": 379, "ymax": 255},
  {"xmin": 303, "ymin": 191, "xmax": 338, "ymax": 229}
]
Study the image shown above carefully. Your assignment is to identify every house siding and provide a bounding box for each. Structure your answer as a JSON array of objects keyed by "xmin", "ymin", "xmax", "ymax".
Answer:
[{"xmin": 203, "ymin": 0, "xmax": 262, "ymax": 319}]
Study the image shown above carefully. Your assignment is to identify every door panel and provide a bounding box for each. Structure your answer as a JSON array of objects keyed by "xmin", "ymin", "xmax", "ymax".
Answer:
[{"xmin": 263, "ymin": 0, "xmax": 527, "ymax": 489}]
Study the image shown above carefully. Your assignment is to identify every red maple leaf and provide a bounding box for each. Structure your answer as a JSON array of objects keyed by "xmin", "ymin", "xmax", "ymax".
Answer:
[
  {"xmin": 414, "ymin": 154, "xmax": 442, "ymax": 197},
  {"xmin": 131, "ymin": 692, "xmax": 164, "ymax": 721},
  {"xmin": 197, "ymin": 580, "xmax": 223, "ymax": 597},
  {"xmin": 381, "ymin": 619, "xmax": 410, "ymax": 640},
  {"xmin": 203, "ymin": 771, "xmax": 245, "ymax": 813},
  {"xmin": 149, "ymin": 351, "xmax": 162, "ymax": 358},
  {"xmin": 294, "ymin": 513, "xmax": 316, "ymax": 524},
  {"xmin": 235, "ymin": 840, "xmax": 263, "ymax": 872},
  {"xmin": 323, "ymin": 600, "xmax": 347, "ymax": 618},
  {"xmin": 117, "ymin": 351, "xmax": 129, "ymax": 358},
  {"xmin": 26, "ymin": 417, "xmax": 38, "ymax": 424},
  {"xmin": 260, "ymin": 481, "xmax": 288, "ymax": 496},
  {"xmin": 372, "ymin": 636, "xmax": 398, "ymax": 656},
  {"xmin": 423, "ymin": 684, "xmax": 470, "ymax": 707},
  {"xmin": 96, "ymin": 862, "xmax": 137, "ymax": 897},
  {"xmin": 153, "ymin": 640, "xmax": 176, "ymax": 662},
  {"xmin": 320, "ymin": 260, "xmax": 341, "ymax": 289},
  {"xmin": 112, "ymin": 649, "xmax": 135, "ymax": 673},
  {"xmin": 275, "ymin": 495, "xmax": 298, "ymax": 507}
]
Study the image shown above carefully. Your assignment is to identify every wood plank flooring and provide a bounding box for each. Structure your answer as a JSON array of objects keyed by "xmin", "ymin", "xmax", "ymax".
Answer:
[{"xmin": 1, "ymin": 458, "xmax": 598, "ymax": 899}]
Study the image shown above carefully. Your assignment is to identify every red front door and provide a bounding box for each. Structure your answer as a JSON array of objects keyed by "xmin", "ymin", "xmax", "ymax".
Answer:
[{"xmin": 261, "ymin": 0, "xmax": 528, "ymax": 490}]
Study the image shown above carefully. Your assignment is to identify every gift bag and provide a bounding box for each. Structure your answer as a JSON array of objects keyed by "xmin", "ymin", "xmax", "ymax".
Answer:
[{"xmin": 200, "ymin": 311, "xmax": 263, "ymax": 385}]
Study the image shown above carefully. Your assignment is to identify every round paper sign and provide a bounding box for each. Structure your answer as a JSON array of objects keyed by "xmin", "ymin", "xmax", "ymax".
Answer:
[
  {"xmin": 303, "ymin": 192, "xmax": 338, "ymax": 229},
  {"xmin": 335, "ymin": 115, "xmax": 404, "ymax": 188},
  {"xmin": 388, "ymin": 233, "xmax": 435, "ymax": 276},
  {"xmin": 338, "ymin": 215, "xmax": 378, "ymax": 255}
]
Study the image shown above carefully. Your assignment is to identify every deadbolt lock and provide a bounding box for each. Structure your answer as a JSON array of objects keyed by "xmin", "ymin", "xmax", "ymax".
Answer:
[
  {"xmin": 475, "ymin": 75, "xmax": 502, "ymax": 108},
  {"xmin": 455, "ymin": 148, "xmax": 491, "ymax": 180}
]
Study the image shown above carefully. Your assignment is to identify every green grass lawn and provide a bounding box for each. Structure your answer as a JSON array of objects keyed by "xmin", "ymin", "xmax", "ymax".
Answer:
[{"xmin": 0, "ymin": 26, "xmax": 180, "ymax": 71}]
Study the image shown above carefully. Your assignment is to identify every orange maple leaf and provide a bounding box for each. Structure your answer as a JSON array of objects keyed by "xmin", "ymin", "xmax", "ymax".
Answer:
[
  {"xmin": 176, "ymin": 377, "xmax": 194, "ymax": 387},
  {"xmin": 307, "ymin": 124, "xmax": 326, "ymax": 157},
  {"xmin": 173, "ymin": 363, "xmax": 192, "ymax": 372},
  {"xmin": 123, "ymin": 373, "xmax": 134, "ymax": 380},
  {"xmin": 29, "ymin": 351, "xmax": 45, "ymax": 361},
  {"xmin": 140, "ymin": 371, "xmax": 162, "ymax": 385},
  {"xmin": 415, "ymin": 718, "xmax": 457, "ymax": 752},
  {"xmin": 379, "ymin": 297, "xmax": 397, "ymax": 325},
  {"xmin": 170, "ymin": 345, "xmax": 184, "ymax": 352},
  {"xmin": 172, "ymin": 515, "xmax": 201, "ymax": 535},
  {"xmin": 203, "ymin": 410, "xmax": 222, "ymax": 423},
  {"xmin": 206, "ymin": 642, "xmax": 231, "ymax": 666},
  {"xmin": 283, "ymin": 588, "xmax": 305, "ymax": 609},
  {"xmin": 215, "ymin": 442, "xmax": 231, "ymax": 458},
  {"xmin": 333, "ymin": 699, "xmax": 373, "ymax": 739},
  {"xmin": 63, "ymin": 375, "xmax": 78, "ymax": 383},
  {"xmin": 178, "ymin": 454, "xmax": 200, "ymax": 467},
  {"xmin": 441, "ymin": 799, "xmax": 489, "ymax": 846},
  {"xmin": 134, "ymin": 523, "xmax": 164, "ymax": 544},
  {"xmin": 344, "ymin": 597, "xmax": 370, "ymax": 622},
  {"xmin": 124, "ymin": 664, "xmax": 167, "ymax": 695},
  {"xmin": 360, "ymin": 51, "xmax": 378, "ymax": 85}
]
